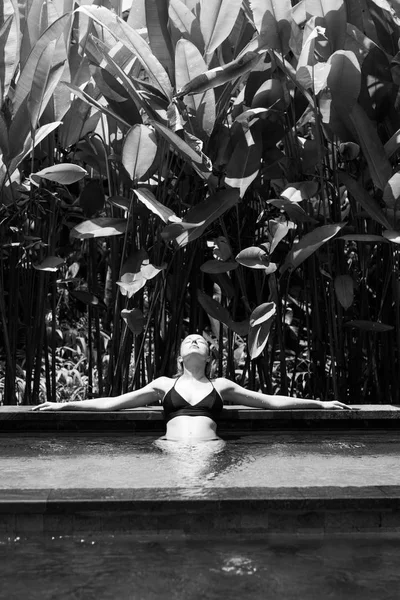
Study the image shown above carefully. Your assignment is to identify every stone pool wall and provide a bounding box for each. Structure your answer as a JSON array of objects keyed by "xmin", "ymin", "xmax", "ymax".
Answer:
[{"xmin": 1, "ymin": 405, "xmax": 400, "ymax": 432}]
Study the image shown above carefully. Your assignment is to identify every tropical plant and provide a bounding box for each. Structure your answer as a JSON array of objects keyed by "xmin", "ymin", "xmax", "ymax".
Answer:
[{"xmin": 1, "ymin": 0, "xmax": 399, "ymax": 405}]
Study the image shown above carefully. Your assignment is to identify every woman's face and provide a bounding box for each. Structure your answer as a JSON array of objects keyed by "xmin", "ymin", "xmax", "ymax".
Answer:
[{"xmin": 180, "ymin": 335, "xmax": 210, "ymax": 360}]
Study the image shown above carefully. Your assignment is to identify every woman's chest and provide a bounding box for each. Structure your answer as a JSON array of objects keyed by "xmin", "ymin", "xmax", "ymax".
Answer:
[{"xmin": 174, "ymin": 381, "xmax": 214, "ymax": 406}]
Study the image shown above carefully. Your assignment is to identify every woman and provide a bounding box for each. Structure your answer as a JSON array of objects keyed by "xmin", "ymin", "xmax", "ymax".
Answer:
[{"xmin": 33, "ymin": 334, "xmax": 350, "ymax": 441}]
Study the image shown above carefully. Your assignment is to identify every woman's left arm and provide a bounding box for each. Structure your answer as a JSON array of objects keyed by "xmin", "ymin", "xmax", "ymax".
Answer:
[{"xmin": 215, "ymin": 378, "xmax": 351, "ymax": 410}]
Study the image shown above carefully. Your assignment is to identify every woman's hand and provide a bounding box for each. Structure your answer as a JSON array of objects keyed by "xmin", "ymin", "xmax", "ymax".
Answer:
[
  {"xmin": 31, "ymin": 402, "xmax": 65, "ymax": 411},
  {"xmin": 320, "ymin": 400, "xmax": 352, "ymax": 410}
]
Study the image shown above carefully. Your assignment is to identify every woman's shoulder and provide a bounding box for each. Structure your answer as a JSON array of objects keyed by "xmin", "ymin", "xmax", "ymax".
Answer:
[
  {"xmin": 211, "ymin": 377, "xmax": 236, "ymax": 392},
  {"xmin": 151, "ymin": 376, "xmax": 175, "ymax": 393}
]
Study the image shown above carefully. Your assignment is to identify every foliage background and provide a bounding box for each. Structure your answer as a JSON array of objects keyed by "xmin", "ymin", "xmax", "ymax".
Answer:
[{"xmin": 1, "ymin": 0, "xmax": 399, "ymax": 405}]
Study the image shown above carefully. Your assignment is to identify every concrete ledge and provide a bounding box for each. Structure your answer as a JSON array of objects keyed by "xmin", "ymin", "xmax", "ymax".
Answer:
[
  {"xmin": 1, "ymin": 405, "xmax": 400, "ymax": 432},
  {"xmin": 1, "ymin": 486, "xmax": 400, "ymax": 536}
]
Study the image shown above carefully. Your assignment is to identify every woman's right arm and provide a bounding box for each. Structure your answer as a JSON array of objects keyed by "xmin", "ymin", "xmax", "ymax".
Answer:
[{"xmin": 31, "ymin": 377, "xmax": 170, "ymax": 411}]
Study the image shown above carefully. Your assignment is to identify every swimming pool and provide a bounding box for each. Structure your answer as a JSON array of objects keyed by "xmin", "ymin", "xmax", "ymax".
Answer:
[{"xmin": 1, "ymin": 408, "xmax": 400, "ymax": 598}]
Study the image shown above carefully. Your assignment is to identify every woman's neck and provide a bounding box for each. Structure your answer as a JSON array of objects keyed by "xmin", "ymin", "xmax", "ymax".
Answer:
[{"xmin": 181, "ymin": 364, "xmax": 208, "ymax": 380}]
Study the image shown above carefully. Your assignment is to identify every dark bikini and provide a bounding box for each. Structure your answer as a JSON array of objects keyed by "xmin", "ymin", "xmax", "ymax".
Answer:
[{"xmin": 162, "ymin": 377, "xmax": 224, "ymax": 423}]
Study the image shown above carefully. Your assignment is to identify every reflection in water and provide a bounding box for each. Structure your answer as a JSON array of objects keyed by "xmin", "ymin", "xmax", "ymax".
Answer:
[{"xmin": 153, "ymin": 438, "xmax": 253, "ymax": 486}]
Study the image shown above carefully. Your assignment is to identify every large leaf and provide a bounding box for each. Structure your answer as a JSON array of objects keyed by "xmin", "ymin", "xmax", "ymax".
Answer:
[
  {"xmin": 348, "ymin": 103, "xmax": 392, "ymax": 191},
  {"xmin": 305, "ymin": 0, "xmax": 347, "ymax": 53},
  {"xmin": 249, "ymin": 0, "xmax": 291, "ymax": 55},
  {"xmin": 122, "ymin": 125, "xmax": 158, "ymax": 182},
  {"xmin": 369, "ymin": 0, "xmax": 400, "ymax": 19},
  {"xmin": 19, "ymin": 0, "xmax": 45, "ymax": 68},
  {"xmin": 64, "ymin": 82, "xmax": 131, "ymax": 129},
  {"xmin": 199, "ymin": 0, "xmax": 243, "ymax": 62},
  {"xmin": 200, "ymin": 260, "xmax": 238, "ymax": 273},
  {"xmin": 152, "ymin": 121, "xmax": 212, "ymax": 180},
  {"xmin": 383, "ymin": 172, "xmax": 400, "ymax": 210},
  {"xmin": 281, "ymin": 223, "xmax": 344, "ymax": 273},
  {"xmin": 0, "ymin": 112, "xmax": 9, "ymax": 157},
  {"xmin": 344, "ymin": 320, "xmax": 393, "ymax": 332},
  {"xmin": 13, "ymin": 13, "xmax": 71, "ymax": 115},
  {"xmin": 145, "ymin": 0, "xmax": 174, "ymax": 79},
  {"xmin": 90, "ymin": 66, "xmax": 142, "ymax": 127},
  {"xmin": 197, "ymin": 290, "xmax": 249, "ymax": 336},
  {"xmin": 334, "ymin": 274, "xmax": 354, "ymax": 310},
  {"xmin": 297, "ymin": 61, "xmax": 331, "ymax": 95},
  {"xmin": 338, "ymin": 171, "xmax": 392, "ymax": 228},
  {"xmin": 248, "ymin": 302, "xmax": 276, "ymax": 359},
  {"xmin": 250, "ymin": 302, "xmax": 277, "ymax": 327},
  {"xmin": 281, "ymin": 181, "xmax": 319, "ymax": 202},
  {"xmin": 225, "ymin": 125, "xmax": 263, "ymax": 197},
  {"xmin": 0, "ymin": 5, "xmax": 19, "ymax": 100},
  {"xmin": 267, "ymin": 198, "xmax": 318, "ymax": 223},
  {"xmin": 126, "ymin": 0, "xmax": 146, "ymax": 29},
  {"xmin": 296, "ymin": 24, "xmax": 329, "ymax": 91},
  {"xmin": 197, "ymin": 290, "xmax": 231, "ymax": 326},
  {"xmin": 236, "ymin": 246, "xmax": 275, "ymax": 271},
  {"xmin": 384, "ymin": 128, "xmax": 400, "ymax": 158},
  {"xmin": 327, "ymin": 50, "xmax": 361, "ymax": 113},
  {"xmin": 162, "ymin": 189, "xmax": 240, "ymax": 246},
  {"xmin": 57, "ymin": 81, "xmax": 101, "ymax": 148},
  {"xmin": 169, "ymin": 0, "xmax": 204, "ymax": 52},
  {"xmin": 133, "ymin": 188, "xmax": 179, "ymax": 223},
  {"xmin": 269, "ymin": 219, "xmax": 296, "ymax": 253},
  {"xmin": 70, "ymin": 291, "xmax": 106, "ymax": 308},
  {"xmin": 86, "ymin": 36, "xmax": 168, "ymax": 125},
  {"xmin": 339, "ymin": 234, "xmax": 387, "ymax": 242},
  {"xmin": 76, "ymin": 5, "xmax": 173, "ymax": 99},
  {"xmin": 70, "ymin": 218, "xmax": 127, "ymax": 239},
  {"xmin": 31, "ymin": 164, "xmax": 87, "ymax": 185},
  {"xmin": 344, "ymin": 22, "xmax": 381, "ymax": 68},
  {"xmin": 121, "ymin": 308, "xmax": 145, "ymax": 335},
  {"xmin": 251, "ymin": 79, "xmax": 290, "ymax": 111},
  {"xmin": 4, "ymin": 121, "xmax": 62, "ymax": 186},
  {"xmin": 345, "ymin": 0, "xmax": 378, "ymax": 45},
  {"xmin": 383, "ymin": 230, "xmax": 400, "ymax": 244},
  {"xmin": 27, "ymin": 41, "xmax": 65, "ymax": 130},
  {"xmin": 175, "ymin": 39, "xmax": 216, "ymax": 139},
  {"xmin": 175, "ymin": 51, "xmax": 261, "ymax": 98},
  {"xmin": 33, "ymin": 256, "xmax": 65, "ymax": 272}
]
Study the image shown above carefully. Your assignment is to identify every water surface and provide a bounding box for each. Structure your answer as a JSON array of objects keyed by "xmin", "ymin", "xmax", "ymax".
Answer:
[{"xmin": 1, "ymin": 431, "xmax": 400, "ymax": 489}]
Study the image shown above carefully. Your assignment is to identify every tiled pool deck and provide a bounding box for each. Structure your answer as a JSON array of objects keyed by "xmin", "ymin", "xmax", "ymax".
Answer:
[{"xmin": 1, "ymin": 405, "xmax": 400, "ymax": 536}]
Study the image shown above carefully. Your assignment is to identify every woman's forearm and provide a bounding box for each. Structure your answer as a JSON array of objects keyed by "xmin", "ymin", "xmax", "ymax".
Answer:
[
  {"xmin": 60, "ymin": 398, "xmax": 116, "ymax": 411},
  {"xmin": 268, "ymin": 396, "xmax": 323, "ymax": 409}
]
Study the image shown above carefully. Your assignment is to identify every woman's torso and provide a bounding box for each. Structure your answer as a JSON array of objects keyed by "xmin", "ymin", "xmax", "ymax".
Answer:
[{"xmin": 160, "ymin": 377, "xmax": 224, "ymax": 441}]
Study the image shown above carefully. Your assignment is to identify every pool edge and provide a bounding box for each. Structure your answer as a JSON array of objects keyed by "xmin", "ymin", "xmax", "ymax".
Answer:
[{"xmin": 1, "ymin": 485, "xmax": 400, "ymax": 536}]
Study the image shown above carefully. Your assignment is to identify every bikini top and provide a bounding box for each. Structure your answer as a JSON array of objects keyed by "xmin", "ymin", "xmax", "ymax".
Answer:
[{"xmin": 162, "ymin": 377, "xmax": 224, "ymax": 423}]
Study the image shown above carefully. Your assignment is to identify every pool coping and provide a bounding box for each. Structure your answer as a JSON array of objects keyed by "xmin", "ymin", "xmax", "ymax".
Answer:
[
  {"xmin": 1, "ymin": 485, "xmax": 400, "ymax": 510},
  {"xmin": 1, "ymin": 405, "xmax": 400, "ymax": 431}
]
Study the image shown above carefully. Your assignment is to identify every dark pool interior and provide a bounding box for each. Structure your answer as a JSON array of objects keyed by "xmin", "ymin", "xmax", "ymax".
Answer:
[{"xmin": 1, "ymin": 532, "xmax": 400, "ymax": 600}]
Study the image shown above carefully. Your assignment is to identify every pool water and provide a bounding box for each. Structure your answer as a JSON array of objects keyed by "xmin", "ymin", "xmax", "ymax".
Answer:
[
  {"xmin": 1, "ymin": 432, "xmax": 400, "ymax": 489},
  {"xmin": 1, "ymin": 532, "xmax": 399, "ymax": 600}
]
